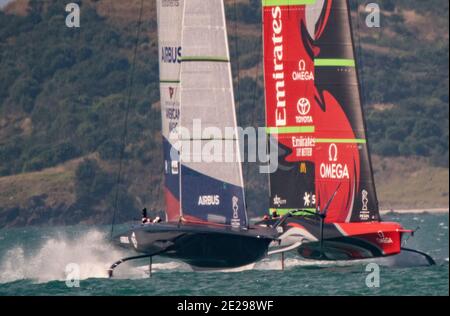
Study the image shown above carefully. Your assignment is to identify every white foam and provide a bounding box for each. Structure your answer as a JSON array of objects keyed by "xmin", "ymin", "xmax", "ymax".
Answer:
[
  {"xmin": 254, "ymin": 256, "xmax": 356, "ymax": 270},
  {"xmin": 0, "ymin": 230, "xmax": 134, "ymax": 283},
  {"xmin": 137, "ymin": 261, "xmax": 192, "ymax": 274}
]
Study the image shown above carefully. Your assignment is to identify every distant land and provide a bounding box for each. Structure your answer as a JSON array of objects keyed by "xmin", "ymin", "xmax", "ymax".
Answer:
[
  {"xmin": 0, "ymin": 0, "xmax": 12, "ymax": 9},
  {"xmin": 0, "ymin": 0, "xmax": 448, "ymax": 228}
]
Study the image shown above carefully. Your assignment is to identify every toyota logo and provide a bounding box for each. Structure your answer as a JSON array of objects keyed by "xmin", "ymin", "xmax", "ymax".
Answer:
[{"xmin": 297, "ymin": 98, "xmax": 311, "ymax": 116}]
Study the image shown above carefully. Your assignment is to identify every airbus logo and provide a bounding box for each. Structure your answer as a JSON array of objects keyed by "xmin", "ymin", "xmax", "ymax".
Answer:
[
  {"xmin": 161, "ymin": 46, "xmax": 182, "ymax": 64},
  {"xmin": 198, "ymin": 195, "xmax": 220, "ymax": 206}
]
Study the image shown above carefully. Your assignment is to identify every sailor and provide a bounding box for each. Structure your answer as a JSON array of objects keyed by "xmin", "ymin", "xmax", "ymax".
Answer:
[
  {"xmin": 152, "ymin": 216, "xmax": 162, "ymax": 223},
  {"xmin": 271, "ymin": 210, "xmax": 280, "ymax": 219},
  {"xmin": 142, "ymin": 208, "xmax": 152, "ymax": 224}
]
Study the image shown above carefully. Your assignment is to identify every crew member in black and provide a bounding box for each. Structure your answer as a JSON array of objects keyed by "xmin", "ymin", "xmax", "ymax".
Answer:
[{"xmin": 142, "ymin": 208, "xmax": 152, "ymax": 224}]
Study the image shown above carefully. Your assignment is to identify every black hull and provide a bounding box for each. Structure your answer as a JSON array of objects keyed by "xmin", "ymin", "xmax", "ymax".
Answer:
[{"xmin": 114, "ymin": 223, "xmax": 276, "ymax": 269}]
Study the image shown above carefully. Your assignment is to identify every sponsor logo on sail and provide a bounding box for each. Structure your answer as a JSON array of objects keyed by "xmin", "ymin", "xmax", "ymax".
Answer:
[
  {"xmin": 161, "ymin": 0, "xmax": 180, "ymax": 8},
  {"xmin": 292, "ymin": 59, "xmax": 314, "ymax": 81},
  {"xmin": 273, "ymin": 195, "xmax": 287, "ymax": 207},
  {"xmin": 292, "ymin": 136, "xmax": 315, "ymax": 157},
  {"xmin": 362, "ymin": 189, "xmax": 369, "ymax": 211},
  {"xmin": 231, "ymin": 196, "xmax": 241, "ymax": 228},
  {"xmin": 162, "ymin": 46, "xmax": 182, "ymax": 64},
  {"xmin": 271, "ymin": 6, "xmax": 287, "ymax": 127},
  {"xmin": 303, "ymin": 192, "xmax": 316, "ymax": 207},
  {"xmin": 198, "ymin": 195, "xmax": 220, "ymax": 206},
  {"xmin": 296, "ymin": 98, "xmax": 313, "ymax": 124},
  {"xmin": 320, "ymin": 144, "xmax": 350, "ymax": 179},
  {"xmin": 329, "ymin": 143, "xmax": 338, "ymax": 162},
  {"xmin": 376, "ymin": 231, "xmax": 393, "ymax": 244},
  {"xmin": 299, "ymin": 162, "xmax": 307, "ymax": 174},
  {"xmin": 359, "ymin": 212, "xmax": 370, "ymax": 221},
  {"xmin": 166, "ymin": 107, "xmax": 179, "ymax": 120},
  {"xmin": 171, "ymin": 161, "xmax": 179, "ymax": 175},
  {"xmin": 166, "ymin": 107, "xmax": 179, "ymax": 133}
]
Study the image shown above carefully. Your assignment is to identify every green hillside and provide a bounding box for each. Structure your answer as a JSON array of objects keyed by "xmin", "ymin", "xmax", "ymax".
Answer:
[{"xmin": 0, "ymin": 0, "xmax": 448, "ymax": 227}]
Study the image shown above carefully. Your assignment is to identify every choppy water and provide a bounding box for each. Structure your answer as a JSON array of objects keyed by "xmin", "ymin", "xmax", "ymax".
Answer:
[{"xmin": 0, "ymin": 213, "xmax": 448, "ymax": 296}]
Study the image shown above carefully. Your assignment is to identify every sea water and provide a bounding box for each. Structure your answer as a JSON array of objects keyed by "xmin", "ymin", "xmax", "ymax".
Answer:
[{"xmin": 0, "ymin": 213, "xmax": 448, "ymax": 296}]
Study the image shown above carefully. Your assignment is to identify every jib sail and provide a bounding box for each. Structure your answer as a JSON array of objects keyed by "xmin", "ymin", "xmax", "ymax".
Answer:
[{"xmin": 263, "ymin": 0, "xmax": 379, "ymax": 223}]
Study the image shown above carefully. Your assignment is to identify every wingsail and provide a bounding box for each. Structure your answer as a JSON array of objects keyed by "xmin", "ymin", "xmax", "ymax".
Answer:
[{"xmin": 263, "ymin": 0, "xmax": 379, "ymax": 223}]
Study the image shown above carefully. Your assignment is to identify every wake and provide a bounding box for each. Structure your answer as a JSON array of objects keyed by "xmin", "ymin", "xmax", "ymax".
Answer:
[
  {"xmin": 0, "ymin": 230, "xmax": 142, "ymax": 283},
  {"xmin": 0, "ymin": 229, "xmax": 438, "ymax": 284}
]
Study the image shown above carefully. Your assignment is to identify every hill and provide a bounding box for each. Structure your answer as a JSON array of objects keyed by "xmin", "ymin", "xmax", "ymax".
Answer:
[{"xmin": 0, "ymin": 0, "xmax": 448, "ymax": 227}]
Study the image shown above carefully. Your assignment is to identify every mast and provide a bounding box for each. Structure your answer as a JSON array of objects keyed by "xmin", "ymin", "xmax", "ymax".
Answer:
[{"xmin": 262, "ymin": 0, "xmax": 380, "ymax": 223}]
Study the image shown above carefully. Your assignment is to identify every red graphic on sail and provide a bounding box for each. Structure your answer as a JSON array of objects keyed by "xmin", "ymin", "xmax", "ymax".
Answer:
[{"xmin": 263, "ymin": 1, "xmax": 360, "ymax": 223}]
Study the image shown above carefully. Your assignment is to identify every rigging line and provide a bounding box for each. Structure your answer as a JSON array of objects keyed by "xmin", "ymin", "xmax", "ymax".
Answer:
[
  {"xmin": 351, "ymin": 0, "xmax": 380, "ymax": 211},
  {"xmin": 245, "ymin": 1, "xmax": 263, "ymax": 186},
  {"xmin": 110, "ymin": 0, "xmax": 145, "ymax": 239},
  {"xmin": 233, "ymin": 0, "xmax": 249, "ymax": 217},
  {"xmin": 233, "ymin": 0, "xmax": 242, "ymax": 126}
]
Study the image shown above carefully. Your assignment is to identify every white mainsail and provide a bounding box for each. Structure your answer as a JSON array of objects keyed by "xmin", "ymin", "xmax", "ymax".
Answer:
[{"xmin": 178, "ymin": 0, "xmax": 247, "ymax": 227}]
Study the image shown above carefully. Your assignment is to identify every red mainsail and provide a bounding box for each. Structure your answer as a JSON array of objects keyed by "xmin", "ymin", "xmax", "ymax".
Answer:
[{"xmin": 263, "ymin": 0, "xmax": 379, "ymax": 223}]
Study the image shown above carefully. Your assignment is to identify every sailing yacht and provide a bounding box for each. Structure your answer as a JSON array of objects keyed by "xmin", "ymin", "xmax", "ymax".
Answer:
[
  {"xmin": 109, "ymin": 0, "xmax": 276, "ymax": 275},
  {"xmin": 109, "ymin": 1, "xmax": 434, "ymax": 276},
  {"xmin": 259, "ymin": 0, "xmax": 433, "ymax": 264}
]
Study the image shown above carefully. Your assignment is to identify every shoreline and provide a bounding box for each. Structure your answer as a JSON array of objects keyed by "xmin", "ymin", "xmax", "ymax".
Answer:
[{"xmin": 380, "ymin": 208, "xmax": 449, "ymax": 215}]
